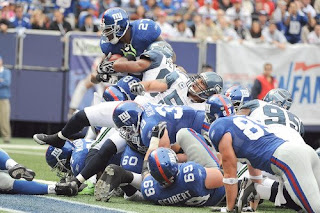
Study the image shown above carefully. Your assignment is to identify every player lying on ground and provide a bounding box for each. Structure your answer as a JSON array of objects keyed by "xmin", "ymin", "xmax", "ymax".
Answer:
[{"xmin": 0, "ymin": 148, "xmax": 77, "ymax": 196}]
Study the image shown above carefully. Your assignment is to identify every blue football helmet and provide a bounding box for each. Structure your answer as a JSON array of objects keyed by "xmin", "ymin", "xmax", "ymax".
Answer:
[
  {"xmin": 263, "ymin": 88, "xmax": 292, "ymax": 110},
  {"xmin": 70, "ymin": 139, "xmax": 93, "ymax": 176},
  {"xmin": 148, "ymin": 148, "xmax": 179, "ymax": 187},
  {"xmin": 103, "ymin": 86, "xmax": 127, "ymax": 101},
  {"xmin": 113, "ymin": 101, "xmax": 144, "ymax": 142},
  {"xmin": 103, "ymin": 76, "xmax": 141, "ymax": 101},
  {"xmin": 205, "ymin": 94, "xmax": 235, "ymax": 123},
  {"xmin": 100, "ymin": 7, "xmax": 129, "ymax": 44},
  {"xmin": 46, "ymin": 141, "xmax": 74, "ymax": 177},
  {"xmin": 146, "ymin": 41, "xmax": 176, "ymax": 62},
  {"xmin": 224, "ymin": 85, "xmax": 251, "ymax": 111},
  {"xmin": 188, "ymin": 72, "xmax": 223, "ymax": 101}
]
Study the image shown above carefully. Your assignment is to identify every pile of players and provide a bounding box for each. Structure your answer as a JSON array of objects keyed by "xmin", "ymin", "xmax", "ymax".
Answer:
[{"xmin": 2, "ymin": 7, "xmax": 319, "ymax": 213}]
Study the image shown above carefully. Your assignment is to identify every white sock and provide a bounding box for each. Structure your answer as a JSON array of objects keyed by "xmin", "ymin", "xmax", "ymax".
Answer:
[
  {"xmin": 76, "ymin": 174, "xmax": 86, "ymax": 183},
  {"xmin": 255, "ymin": 178, "xmax": 275, "ymax": 200},
  {"xmin": 48, "ymin": 184, "xmax": 56, "ymax": 194},
  {"xmin": 130, "ymin": 172, "xmax": 142, "ymax": 190},
  {"xmin": 5, "ymin": 159, "xmax": 18, "ymax": 170},
  {"xmin": 58, "ymin": 131, "xmax": 69, "ymax": 141}
]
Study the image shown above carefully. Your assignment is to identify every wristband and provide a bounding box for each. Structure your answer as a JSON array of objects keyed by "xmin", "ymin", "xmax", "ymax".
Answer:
[{"xmin": 249, "ymin": 175, "xmax": 263, "ymax": 180}]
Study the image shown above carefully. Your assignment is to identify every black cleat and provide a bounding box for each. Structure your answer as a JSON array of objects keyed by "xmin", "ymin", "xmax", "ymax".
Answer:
[
  {"xmin": 55, "ymin": 181, "xmax": 78, "ymax": 196},
  {"xmin": 33, "ymin": 133, "xmax": 65, "ymax": 148},
  {"xmin": 95, "ymin": 164, "xmax": 123, "ymax": 202},
  {"xmin": 8, "ymin": 164, "xmax": 36, "ymax": 181}
]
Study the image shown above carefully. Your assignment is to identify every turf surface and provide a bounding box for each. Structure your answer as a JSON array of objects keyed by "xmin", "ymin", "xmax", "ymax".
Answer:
[{"xmin": 0, "ymin": 138, "xmax": 295, "ymax": 213}]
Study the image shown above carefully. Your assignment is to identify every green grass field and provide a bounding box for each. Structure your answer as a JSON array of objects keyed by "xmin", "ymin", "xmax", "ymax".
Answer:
[{"xmin": 0, "ymin": 138, "xmax": 295, "ymax": 213}]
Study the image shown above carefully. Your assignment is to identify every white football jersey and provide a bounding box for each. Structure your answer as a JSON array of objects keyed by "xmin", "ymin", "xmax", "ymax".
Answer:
[
  {"xmin": 136, "ymin": 70, "xmax": 205, "ymax": 111},
  {"xmin": 241, "ymin": 99, "xmax": 304, "ymax": 136}
]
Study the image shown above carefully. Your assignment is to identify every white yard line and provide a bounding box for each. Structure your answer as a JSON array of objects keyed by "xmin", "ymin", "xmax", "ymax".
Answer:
[
  {"xmin": 0, "ymin": 144, "xmax": 47, "ymax": 150},
  {"xmin": 3, "ymin": 150, "xmax": 44, "ymax": 156},
  {"xmin": 37, "ymin": 196, "xmax": 137, "ymax": 213}
]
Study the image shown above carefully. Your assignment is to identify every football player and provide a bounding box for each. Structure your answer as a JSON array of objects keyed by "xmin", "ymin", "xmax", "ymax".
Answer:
[
  {"xmin": 130, "ymin": 70, "xmax": 223, "ymax": 110},
  {"xmin": 92, "ymin": 7, "xmax": 163, "ymax": 83},
  {"xmin": 0, "ymin": 148, "xmax": 77, "ymax": 196},
  {"xmin": 94, "ymin": 119, "xmax": 226, "ymax": 205},
  {"xmin": 224, "ymin": 85, "xmax": 251, "ymax": 112},
  {"xmin": 93, "ymin": 96, "xmax": 231, "ymax": 201},
  {"xmin": 33, "ymin": 55, "xmax": 222, "ymax": 194},
  {"xmin": 208, "ymin": 114, "xmax": 320, "ymax": 212},
  {"xmin": 237, "ymin": 88, "xmax": 304, "ymax": 136}
]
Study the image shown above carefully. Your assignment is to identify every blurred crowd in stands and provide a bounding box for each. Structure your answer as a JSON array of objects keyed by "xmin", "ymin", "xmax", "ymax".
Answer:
[{"xmin": 0, "ymin": 0, "xmax": 320, "ymax": 45}]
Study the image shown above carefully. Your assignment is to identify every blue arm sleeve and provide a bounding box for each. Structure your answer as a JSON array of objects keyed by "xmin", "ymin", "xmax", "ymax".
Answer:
[{"xmin": 164, "ymin": 71, "xmax": 179, "ymax": 88}]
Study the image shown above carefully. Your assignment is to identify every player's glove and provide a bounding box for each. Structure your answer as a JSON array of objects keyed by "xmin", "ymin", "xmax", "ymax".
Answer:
[
  {"xmin": 97, "ymin": 59, "xmax": 115, "ymax": 74},
  {"xmin": 130, "ymin": 82, "xmax": 145, "ymax": 96},
  {"xmin": 121, "ymin": 44, "xmax": 137, "ymax": 61},
  {"xmin": 96, "ymin": 73, "xmax": 110, "ymax": 82},
  {"xmin": 151, "ymin": 121, "xmax": 167, "ymax": 139}
]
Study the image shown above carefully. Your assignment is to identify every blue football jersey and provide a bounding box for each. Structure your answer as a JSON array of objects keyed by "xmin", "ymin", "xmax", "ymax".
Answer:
[
  {"xmin": 141, "ymin": 162, "xmax": 225, "ymax": 206},
  {"xmin": 120, "ymin": 145, "xmax": 144, "ymax": 174},
  {"xmin": 100, "ymin": 19, "xmax": 161, "ymax": 56},
  {"xmin": 209, "ymin": 116, "xmax": 285, "ymax": 174},
  {"xmin": 70, "ymin": 139, "xmax": 93, "ymax": 176},
  {"xmin": 140, "ymin": 104, "xmax": 205, "ymax": 148}
]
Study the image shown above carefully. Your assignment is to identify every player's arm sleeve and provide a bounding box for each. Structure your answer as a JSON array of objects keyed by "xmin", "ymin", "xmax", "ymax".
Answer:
[
  {"xmin": 164, "ymin": 71, "xmax": 179, "ymax": 89},
  {"xmin": 139, "ymin": 50, "xmax": 162, "ymax": 71},
  {"xmin": 251, "ymin": 79, "xmax": 262, "ymax": 99}
]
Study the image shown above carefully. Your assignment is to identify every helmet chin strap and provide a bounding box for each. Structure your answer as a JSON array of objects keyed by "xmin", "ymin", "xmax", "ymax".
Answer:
[{"xmin": 110, "ymin": 37, "xmax": 119, "ymax": 44}]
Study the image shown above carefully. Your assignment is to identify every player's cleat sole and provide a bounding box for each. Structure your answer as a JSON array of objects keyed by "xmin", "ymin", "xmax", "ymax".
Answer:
[
  {"xmin": 55, "ymin": 181, "xmax": 78, "ymax": 196},
  {"xmin": 95, "ymin": 165, "xmax": 122, "ymax": 202},
  {"xmin": 33, "ymin": 133, "xmax": 65, "ymax": 148},
  {"xmin": 8, "ymin": 164, "xmax": 36, "ymax": 181},
  {"xmin": 237, "ymin": 177, "xmax": 257, "ymax": 213}
]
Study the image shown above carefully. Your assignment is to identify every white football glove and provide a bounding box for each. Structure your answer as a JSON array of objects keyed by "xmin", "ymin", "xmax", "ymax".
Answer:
[{"xmin": 97, "ymin": 58, "xmax": 115, "ymax": 74}]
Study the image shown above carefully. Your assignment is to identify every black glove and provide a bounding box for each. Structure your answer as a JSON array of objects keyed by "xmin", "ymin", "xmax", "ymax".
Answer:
[
  {"xmin": 130, "ymin": 82, "xmax": 145, "ymax": 95},
  {"xmin": 97, "ymin": 59, "xmax": 115, "ymax": 74},
  {"xmin": 96, "ymin": 73, "xmax": 110, "ymax": 82},
  {"xmin": 151, "ymin": 121, "xmax": 167, "ymax": 139},
  {"xmin": 121, "ymin": 44, "xmax": 137, "ymax": 61}
]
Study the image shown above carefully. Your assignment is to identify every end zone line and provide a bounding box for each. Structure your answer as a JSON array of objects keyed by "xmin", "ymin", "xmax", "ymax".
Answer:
[{"xmin": 0, "ymin": 207, "xmax": 27, "ymax": 213}]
